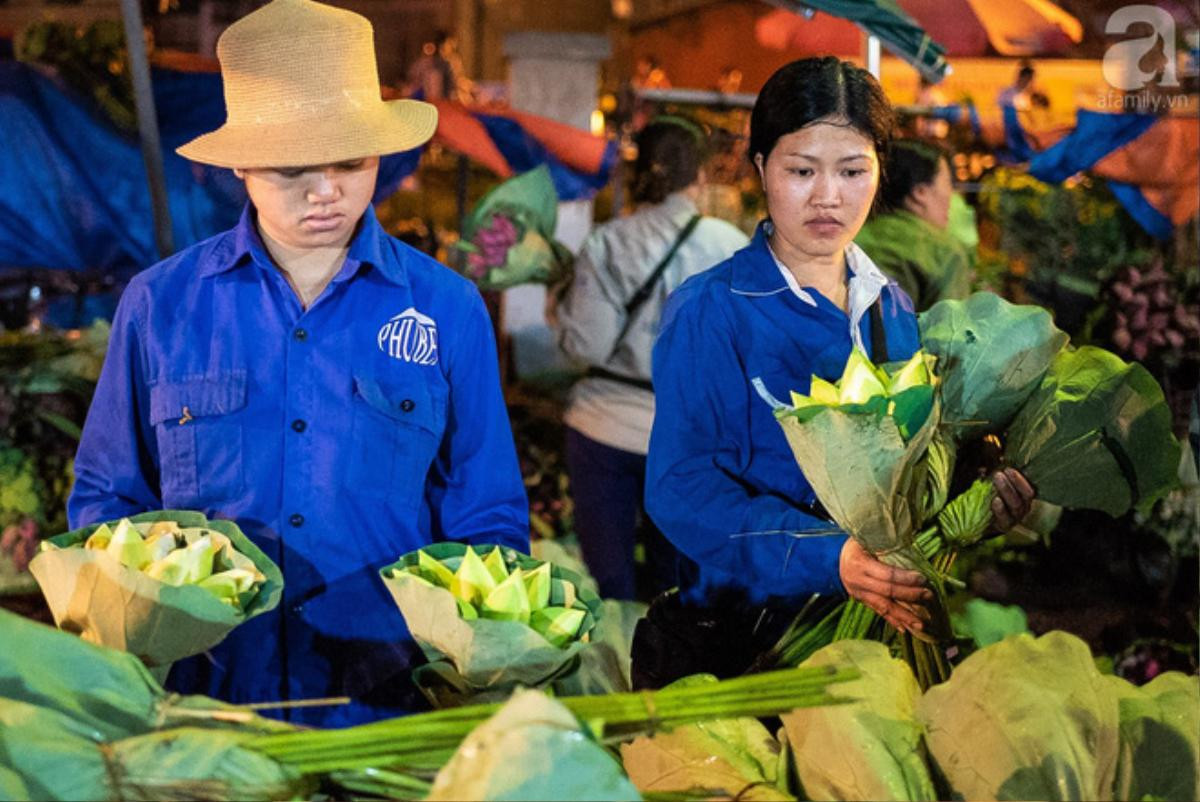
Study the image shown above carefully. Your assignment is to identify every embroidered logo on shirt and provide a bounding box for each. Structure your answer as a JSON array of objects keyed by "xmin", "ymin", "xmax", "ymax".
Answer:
[{"xmin": 377, "ymin": 308, "xmax": 438, "ymax": 365}]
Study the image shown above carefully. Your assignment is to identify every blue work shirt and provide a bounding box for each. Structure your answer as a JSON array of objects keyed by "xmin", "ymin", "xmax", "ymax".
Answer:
[
  {"xmin": 646, "ymin": 224, "xmax": 919, "ymax": 607},
  {"xmin": 68, "ymin": 205, "xmax": 529, "ymax": 726}
]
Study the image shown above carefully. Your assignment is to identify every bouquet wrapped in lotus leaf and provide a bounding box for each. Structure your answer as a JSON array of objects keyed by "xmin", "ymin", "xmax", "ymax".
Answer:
[
  {"xmin": 380, "ymin": 542, "xmax": 602, "ymax": 705},
  {"xmin": 775, "ymin": 348, "xmax": 955, "ymax": 642},
  {"xmin": 766, "ymin": 292, "xmax": 1181, "ymax": 687},
  {"xmin": 456, "ymin": 165, "xmax": 573, "ymax": 290},
  {"xmin": 28, "ymin": 510, "xmax": 282, "ymax": 667}
]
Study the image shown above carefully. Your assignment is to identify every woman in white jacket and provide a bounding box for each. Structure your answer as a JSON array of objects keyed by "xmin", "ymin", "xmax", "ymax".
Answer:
[{"xmin": 551, "ymin": 118, "xmax": 749, "ymax": 600}]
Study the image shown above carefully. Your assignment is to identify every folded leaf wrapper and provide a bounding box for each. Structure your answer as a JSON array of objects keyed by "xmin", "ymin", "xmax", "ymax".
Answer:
[
  {"xmin": 919, "ymin": 292, "xmax": 1068, "ymax": 439},
  {"xmin": 784, "ymin": 640, "xmax": 936, "ymax": 801},
  {"xmin": 0, "ymin": 609, "xmax": 306, "ymax": 802},
  {"xmin": 776, "ymin": 400, "xmax": 937, "ymax": 571},
  {"xmin": 426, "ymin": 689, "xmax": 641, "ymax": 802},
  {"xmin": 380, "ymin": 542, "xmax": 602, "ymax": 701},
  {"xmin": 621, "ymin": 675, "xmax": 793, "ymax": 801},
  {"xmin": 918, "ymin": 631, "xmax": 1120, "ymax": 802},
  {"xmin": 28, "ymin": 510, "xmax": 282, "ymax": 666},
  {"xmin": 1005, "ymin": 346, "xmax": 1181, "ymax": 517},
  {"xmin": 1104, "ymin": 671, "xmax": 1200, "ymax": 802}
]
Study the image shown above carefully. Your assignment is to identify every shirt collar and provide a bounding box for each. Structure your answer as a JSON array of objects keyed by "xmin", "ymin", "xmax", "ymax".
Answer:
[
  {"xmin": 734, "ymin": 220, "xmax": 891, "ymax": 351},
  {"xmin": 198, "ymin": 204, "xmax": 403, "ymax": 286}
]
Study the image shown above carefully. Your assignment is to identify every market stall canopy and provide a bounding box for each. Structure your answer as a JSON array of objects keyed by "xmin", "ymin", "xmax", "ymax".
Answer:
[
  {"xmin": 758, "ymin": 0, "xmax": 1083, "ymax": 67},
  {"xmin": 1028, "ymin": 110, "xmax": 1200, "ymax": 239},
  {"xmin": 762, "ymin": 0, "xmax": 948, "ymax": 81},
  {"xmin": 423, "ymin": 98, "xmax": 618, "ymax": 202},
  {"xmin": 898, "ymin": 0, "xmax": 1082, "ymax": 56}
]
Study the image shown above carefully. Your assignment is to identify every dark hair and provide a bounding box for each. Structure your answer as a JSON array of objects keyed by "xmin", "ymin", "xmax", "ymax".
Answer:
[
  {"xmin": 1017, "ymin": 60, "xmax": 1036, "ymax": 83},
  {"xmin": 749, "ymin": 57, "xmax": 895, "ymax": 168},
  {"xmin": 879, "ymin": 138, "xmax": 948, "ymax": 212},
  {"xmin": 631, "ymin": 118, "xmax": 704, "ymax": 204}
]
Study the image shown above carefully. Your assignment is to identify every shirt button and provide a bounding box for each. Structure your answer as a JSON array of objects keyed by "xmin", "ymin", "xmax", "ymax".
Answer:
[
  {"xmin": 289, "ymin": 513, "xmax": 304, "ymax": 528},
  {"xmin": 290, "ymin": 603, "xmax": 303, "ymax": 615},
  {"xmin": 291, "ymin": 419, "xmax": 307, "ymax": 433},
  {"xmin": 400, "ymin": 399, "xmax": 415, "ymax": 413},
  {"xmin": 293, "ymin": 328, "xmax": 308, "ymax": 342}
]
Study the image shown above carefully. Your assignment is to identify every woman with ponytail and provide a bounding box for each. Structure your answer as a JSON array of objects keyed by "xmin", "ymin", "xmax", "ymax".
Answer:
[{"xmin": 551, "ymin": 118, "xmax": 748, "ymax": 601}]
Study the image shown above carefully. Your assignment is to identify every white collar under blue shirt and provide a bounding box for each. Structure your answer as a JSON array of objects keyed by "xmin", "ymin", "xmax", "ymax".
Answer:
[{"xmin": 763, "ymin": 220, "xmax": 891, "ymax": 354}]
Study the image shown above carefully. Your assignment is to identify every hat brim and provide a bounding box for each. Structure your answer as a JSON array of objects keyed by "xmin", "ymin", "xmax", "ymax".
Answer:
[{"xmin": 176, "ymin": 98, "xmax": 438, "ymax": 168}]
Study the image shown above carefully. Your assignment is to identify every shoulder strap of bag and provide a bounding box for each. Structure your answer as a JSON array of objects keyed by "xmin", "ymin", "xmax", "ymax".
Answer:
[
  {"xmin": 602, "ymin": 214, "xmax": 702, "ymax": 365},
  {"xmin": 623, "ymin": 214, "xmax": 702, "ymax": 318},
  {"xmin": 869, "ymin": 296, "xmax": 890, "ymax": 364}
]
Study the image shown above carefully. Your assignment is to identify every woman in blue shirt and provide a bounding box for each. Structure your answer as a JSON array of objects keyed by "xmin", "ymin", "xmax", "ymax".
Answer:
[
  {"xmin": 635, "ymin": 58, "xmax": 1033, "ymax": 687},
  {"xmin": 67, "ymin": 0, "xmax": 528, "ymax": 726}
]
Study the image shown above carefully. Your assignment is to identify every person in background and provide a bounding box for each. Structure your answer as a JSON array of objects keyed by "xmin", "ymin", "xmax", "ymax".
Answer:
[
  {"xmin": 549, "ymin": 118, "xmax": 749, "ymax": 601},
  {"xmin": 405, "ymin": 29, "xmax": 470, "ymax": 102},
  {"xmin": 855, "ymin": 138, "xmax": 973, "ymax": 311},
  {"xmin": 632, "ymin": 55, "xmax": 672, "ymax": 90},
  {"xmin": 635, "ymin": 58, "xmax": 1034, "ymax": 688},
  {"xmin": 915, "ymin": 75, "xmax": 950, "ymax": 139},
  {"xmin": 716, "ymin": 65, "xmax": 744, "ymax": 95},
  {"xmin": 68, "ymin": 0, "xmax": 527, "ymax": 727},
  {"xmin": 997, "ymin": 59, "xmax": 1036, "ymax": 112}
]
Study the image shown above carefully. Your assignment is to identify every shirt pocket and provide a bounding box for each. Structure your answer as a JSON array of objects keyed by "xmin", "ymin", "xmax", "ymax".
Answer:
[
  {"xmin": 346, "ymin": 374, "xmax": 447, "ymax": 508},
  {"xmin": 148, "ymin": 372, "xmax": 248, "ymax": 504}
]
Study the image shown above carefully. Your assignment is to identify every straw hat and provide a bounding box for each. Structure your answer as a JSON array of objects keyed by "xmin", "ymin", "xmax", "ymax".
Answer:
[{"xmin": 177, "ymin": 0, "xmax": 437, "ymax": 168}]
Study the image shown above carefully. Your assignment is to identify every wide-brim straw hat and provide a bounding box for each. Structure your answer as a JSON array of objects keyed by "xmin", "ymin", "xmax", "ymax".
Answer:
[{"xmin": 177, "ymin": 0, "xmax": 437, "ymax": 168}]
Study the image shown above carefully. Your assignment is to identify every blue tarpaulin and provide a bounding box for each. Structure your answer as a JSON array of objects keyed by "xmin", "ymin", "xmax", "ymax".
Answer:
[{"xmin": 0, "ymin": 61, "xmax": 419, "ymax": 274}]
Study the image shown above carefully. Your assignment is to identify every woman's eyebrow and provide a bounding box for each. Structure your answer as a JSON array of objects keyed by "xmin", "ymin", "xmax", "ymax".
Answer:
[{"xmin": 781, "ymin": 152, "xmax": 872, "ymax": 162}]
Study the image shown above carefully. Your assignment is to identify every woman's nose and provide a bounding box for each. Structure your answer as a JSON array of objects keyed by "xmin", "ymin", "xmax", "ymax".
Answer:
[{"xmin": 813, "ymin": 173, "xmax": 841, "ymax": 205}]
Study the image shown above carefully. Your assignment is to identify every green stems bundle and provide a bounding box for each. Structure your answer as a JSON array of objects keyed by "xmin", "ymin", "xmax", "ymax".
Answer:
[{"xmin": 249, "ymin": 665, "xmax": 857, "ymax": 775}]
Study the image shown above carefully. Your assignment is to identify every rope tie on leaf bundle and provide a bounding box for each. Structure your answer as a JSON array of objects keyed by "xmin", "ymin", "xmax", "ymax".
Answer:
[{"xmin": 639, "ymin": 690, "xmax": 661, "ymax": 734}]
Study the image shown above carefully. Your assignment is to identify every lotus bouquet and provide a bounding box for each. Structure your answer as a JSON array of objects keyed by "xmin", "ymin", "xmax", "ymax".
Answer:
[
  {"xmin": 380, "ymin": 543, "xmax": 601, "ymax": 705},
  {"xmin": 29, "ymin": 510, "xmax": 282, "ymax": 667},
  {"xmin": 776, "ymin": 348, "xmax": 955, "ymax": 645},
  {"xmin": 456, "ymin": 165, "xmax": 572, "ymax": 290},
  {"xmin": 770, "ymin": 293, "xmax": 1182, "ymax": 685}
]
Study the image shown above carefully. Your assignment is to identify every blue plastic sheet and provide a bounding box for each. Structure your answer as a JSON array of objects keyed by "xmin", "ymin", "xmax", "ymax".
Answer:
[{"xmin": 0, "ymin": 61, "xmax": 419, "ymax": 274}]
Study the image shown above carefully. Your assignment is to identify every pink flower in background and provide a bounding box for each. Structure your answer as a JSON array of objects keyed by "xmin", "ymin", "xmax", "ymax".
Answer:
[
  {"xmin": 0, "ymin": 517, "xmax": 39, "ymax": 573},
  {"xmin": 467, "ymin": 213, "xmax": 519, "ymax": 279}
]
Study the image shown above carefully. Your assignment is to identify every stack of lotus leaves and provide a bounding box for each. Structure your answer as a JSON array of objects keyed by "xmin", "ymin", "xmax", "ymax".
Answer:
[
  {"xmin": 42, "ymin": 517, "xmax": 266, "ymax": 610},
  {"xmin": 391, "ymin": 547, "xmax": 586, "ymax": 648}
]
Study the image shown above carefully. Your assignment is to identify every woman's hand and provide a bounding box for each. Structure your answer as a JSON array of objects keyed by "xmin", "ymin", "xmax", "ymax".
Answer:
[
  {"xmin": 990, "ymin": 467, "xmax": 1036, "ymax": 533},
  {"xmin": 839, "ymin": 539, "xmax": 932, "ymax": 633}
]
